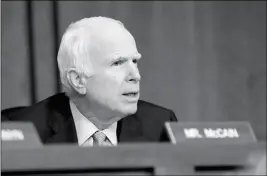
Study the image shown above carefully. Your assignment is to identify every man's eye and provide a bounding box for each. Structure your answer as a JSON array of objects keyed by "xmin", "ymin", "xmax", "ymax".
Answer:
[
  {"xmin": 112, "ymin": 60, "xmax": 124, "ymax": 66},
  {"xmin": 133, "ymin": 59, "xmax": 138, "ymax": 64}
]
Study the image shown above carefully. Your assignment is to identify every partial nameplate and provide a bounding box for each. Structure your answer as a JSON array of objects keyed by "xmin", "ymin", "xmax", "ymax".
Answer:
[
  {"xmin": 165, "ymin": 121, "xmax": 257, "ymax": 144},
  {"xmin": 1, "ymin": 122, "xmax": 42, "ymax": 149}
]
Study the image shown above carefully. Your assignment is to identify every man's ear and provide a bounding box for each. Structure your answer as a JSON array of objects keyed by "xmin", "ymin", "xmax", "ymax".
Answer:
[{"xmin": 66, "ymin": 69, "xmax": 87, "ymax": 95}]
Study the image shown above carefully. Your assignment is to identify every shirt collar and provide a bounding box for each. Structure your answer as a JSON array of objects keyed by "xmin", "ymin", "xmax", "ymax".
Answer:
[{"xmin": 69, "ymin": 100, "xmax": 117, "ymax": 146}]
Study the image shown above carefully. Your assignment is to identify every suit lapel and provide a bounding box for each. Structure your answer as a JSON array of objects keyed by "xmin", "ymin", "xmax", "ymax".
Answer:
[
  {"xmin": 117, "ymin": 113, "xmax": 149, "ymax": 143},
  {"xmin": 45, "ymin": 94, "xmax": 78, "ymax": 144},
  {"xmin": 46, "ymin": 115, "xmax": 78, "ymax": 144}
]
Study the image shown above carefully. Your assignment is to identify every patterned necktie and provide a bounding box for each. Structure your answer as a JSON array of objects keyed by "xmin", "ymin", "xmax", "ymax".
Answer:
[{"xmin": 92, "ymin": 131, "xmax": 112, "ymax": 146}]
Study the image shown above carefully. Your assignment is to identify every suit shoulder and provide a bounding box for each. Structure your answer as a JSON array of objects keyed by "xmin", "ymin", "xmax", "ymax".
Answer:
[
  {"xmin": 2, "ymin": 93, "xmax": 70, "ymax": 143},
  {"xmin": 138, "ymin": 100, "xmax": 173, "ymax": 113},
  {"xmin": 137, "ymin": 100, "xmax": 177, "ymax": 121},
  {"xmin": 6, "ymin": 93, "xmax": 68, "ymax": 121}
]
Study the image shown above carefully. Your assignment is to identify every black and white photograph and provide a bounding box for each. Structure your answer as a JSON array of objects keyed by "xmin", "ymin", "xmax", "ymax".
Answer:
[{"xmin": 1, "ymin": 1, "xmax": 266, "ymax": 175}]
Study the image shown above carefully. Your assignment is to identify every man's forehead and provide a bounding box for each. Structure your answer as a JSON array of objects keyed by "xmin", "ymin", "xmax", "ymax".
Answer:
[
  {"xmin": 92, "ymin": 36, "xmax": 140, "ymax": 59},
  {"xmin": 85, "ymin": 22, "xmax": 141, "ymax": 61}
]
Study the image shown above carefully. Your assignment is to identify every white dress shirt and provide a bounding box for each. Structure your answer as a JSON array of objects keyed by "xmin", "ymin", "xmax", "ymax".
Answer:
[{"xmin": 69, "ymin": 100, "xmax": 118, "ymax": 146}]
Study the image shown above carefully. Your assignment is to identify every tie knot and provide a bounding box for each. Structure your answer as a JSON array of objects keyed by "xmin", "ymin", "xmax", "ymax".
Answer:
[{"xmin": 92, "ymin": 131, "xmax": 108, "ymax": 145}]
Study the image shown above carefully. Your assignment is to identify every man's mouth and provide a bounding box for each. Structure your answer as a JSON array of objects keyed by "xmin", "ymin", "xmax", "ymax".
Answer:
[{"xmin": 122, "ymin": 92, "xmax": 139, "ymax": 97}]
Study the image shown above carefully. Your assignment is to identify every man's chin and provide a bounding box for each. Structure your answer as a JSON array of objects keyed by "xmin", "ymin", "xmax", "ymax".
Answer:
[{"xmin": 119, "ymin": 104, "xmax": 138, "ymax": 116}]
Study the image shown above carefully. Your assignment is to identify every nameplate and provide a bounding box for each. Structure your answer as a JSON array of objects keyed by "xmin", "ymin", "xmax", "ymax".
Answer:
[
  {"xmin": 165, "ymin": 121, "xmax": 257, "ymax": 144},
  {"xmin": 1, "ymin": 122, "xmax": 42, "ymax": 149}
]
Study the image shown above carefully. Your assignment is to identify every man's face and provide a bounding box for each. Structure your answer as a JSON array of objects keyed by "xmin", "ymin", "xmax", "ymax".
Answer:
[{"xmin": 84, "ymin": 27, "xmax": 141, "ymax": 120}]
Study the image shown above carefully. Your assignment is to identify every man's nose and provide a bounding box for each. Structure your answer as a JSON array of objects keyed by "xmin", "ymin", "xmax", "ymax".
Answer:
[{"xmin": 127, "ymin": 64, "xmax": 141, "ymax": 83}]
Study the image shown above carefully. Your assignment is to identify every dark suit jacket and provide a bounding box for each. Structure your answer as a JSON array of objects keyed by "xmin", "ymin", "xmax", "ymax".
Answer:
[{"xmin": 2, "ymin": 93, "xmax": 177, "ymax": 144}]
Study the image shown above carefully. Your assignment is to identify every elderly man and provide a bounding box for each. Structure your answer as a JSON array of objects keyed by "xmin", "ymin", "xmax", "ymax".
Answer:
[{"xmin": 3, "ymin": 17, "xmax": 177, "ymax": 146}]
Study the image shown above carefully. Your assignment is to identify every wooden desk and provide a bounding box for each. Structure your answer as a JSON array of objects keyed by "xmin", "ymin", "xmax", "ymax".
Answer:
[{"xmin": 2, "ymin": 142, "xmax": 266, "ymax": 175}]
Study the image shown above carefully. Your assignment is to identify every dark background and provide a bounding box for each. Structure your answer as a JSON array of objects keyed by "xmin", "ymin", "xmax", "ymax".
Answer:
[{"xmin": 1, "ymin": 1, "xmax": 266, "ymax": 140}]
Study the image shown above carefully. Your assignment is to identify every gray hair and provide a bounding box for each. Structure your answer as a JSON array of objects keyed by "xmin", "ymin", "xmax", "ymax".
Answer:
[{"xmin": 57, "ymin": 16, "xmax": 125, "ymax": 95}]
